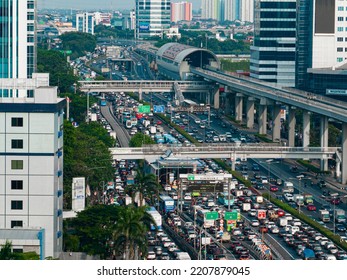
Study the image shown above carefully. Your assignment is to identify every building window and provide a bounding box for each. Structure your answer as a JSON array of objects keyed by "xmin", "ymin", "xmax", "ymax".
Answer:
[
  {"xmin": 11, "ymin": 160, "xmax": 23, "ymax": 170},
  {"xmin": 11, "ymin": 117, "xmax": 23, "ymax": 127},
  {"xmin": 338, "ymin": 37, "xmax": 344, "ymax": 42},
  {"xmin": 12, "ymin": 249, "xmax": 23, "ymax": 253},
  {"xmin": 11, "ymin": 220, "xmax": 23, "ymax": 228},
  {"xmin": 338, "ymin": 6, "xmax": 344, "ymax": 11},
  {"xmin": 337, "ymin": 57, "xmax": 343, "ymax": 62},
  {"xmin": 337, "ymin": 47, "xmax": 344, "ymax": 52},
  {"xmin": 338, "ymin": 17, "xmax": 344, "ymax": 21},
  {"xmin": 338, "ymin": 27, "xmax": 344, "ymax": 32},
  {"xmin": 11, "ymin": 139, "xmax": 23, "ymax": 149},
  {"xmin": 11, "ymin": 180, "xmax": 23, "ymax": 190},
  {"xmin": 11, "ymin": 200, "xmax": 23, "ymax": 210}
]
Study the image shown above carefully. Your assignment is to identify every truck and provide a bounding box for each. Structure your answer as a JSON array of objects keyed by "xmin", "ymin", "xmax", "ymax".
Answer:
[
  {"xmin": 124, "ymin": 195, "xmax": 132, "ymax": 206},
  {"xmin": 267, "ymin": 209, "xmax": 278, "ymax": 221},
  {"xmin": 146, "ymin": 207, "xmax": 162, "ymax": 230},
  {"xmin": 175, "ymin": 252, "xmax": 191, "ymax": 260},
  {"xmin": 256, "ymin": 196, "xmax": 264, "ymax": 204},
  {"xmin": 150, "ymin": 126, "xmax": 157, "ymax": 134},
  {"xmin": 90, "ymin": 113, "xmax": 98, "ymax": 122},
  {"xmin": 242, "ymin": 203, "xmax": 251, "ymax": 212},
  {"xmin": 335, "ymin": 209, "xmax": 346, "ymax": 223},
  {"xmin": 304, "ymin": 194, "xmax": 313, "ymax": 205},
  {"xmin": 319, "ymin": 210, "xmax": 330, "ymax": 222},
  {"xmin": 109, "ymin": 131, "xmax": 117, "ymax": 140},
  {"xmin": 293, "ymin": 194, "xmax": 304, "ymax": 207},
  {"xmin": 278, "ymin": 217, "xmax": 288, "ymax": 227},
  {"xmin": 142, "ymin": 119, "xmax": 150, "ymax": 128},
  {"xmin": 283, "ymin": 181, "xmax": 294, "ymax": 193}
]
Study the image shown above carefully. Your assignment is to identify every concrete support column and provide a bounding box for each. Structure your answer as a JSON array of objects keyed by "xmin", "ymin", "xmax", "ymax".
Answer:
[
  {"xmin": 288, "ymin": 108, "xmax": 296, "ymax": 147},
  {"xmin": 341, "ymin": 123, "xmax": 347, "ymax": 184},
  {"xmin": 224, "ymin": 93, "xmax": 232, "ymax": 115},
  {"xmin": 320, "ymin": 116, "xmax": 329, "ymax": 171},
  {"xmin": 246, "ymin": 97, "xmax": 255, "ymax": 129},
  {"xmin": 272, "ymin": 104, "xmax": 282, "ymax": 142},
  {"xmin": 213, "ymin": 89, "xmax": 220, "ymax": 109},
  {"xmin": 235, "ymin": 93, "xmax": 243, "ymax": 122},
  {"xmin": 258, "ymin": 104, "xmax": 267, "ymax": 135},
  {"xmin": 302, "ymin": 111, "xmax": 310, "ymax": 148},
  {"xmin": 139, "ymin": 88, "xmax": 143, "ymax": 101}
]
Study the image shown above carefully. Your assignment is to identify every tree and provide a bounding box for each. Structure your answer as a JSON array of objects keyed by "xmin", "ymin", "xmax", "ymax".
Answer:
[
  {"xmin": 113, "ymin": 206, "xmax": 155, "ymax": 260},
  {"xmin": 66, "ymin": 205, "xmax": 120, "ymax": 259},
  {"xmin": 60, "ymin": 32, "xmax": 97, "ymax": 60},
  {"xmin": 126, "ymin": 169, "xmax": 160, "ymax": 207},
  {"xmin": 37, "ymin": 49, "xmax": 78, "ymax": 93},
  {"xmin": 78, "ymin": 122, "xmax": 115, "ymax": 148},
  {"xmin": 0, "ymin": 241, "xmax": 39, "ymax": 260},
  {"xmin": 129, "ymin": 132, "xmax": 155, "ymax": 147}
]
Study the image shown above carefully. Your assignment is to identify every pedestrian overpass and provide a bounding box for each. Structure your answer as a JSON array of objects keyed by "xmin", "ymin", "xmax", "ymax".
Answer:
[{"xmin": 110, "ymin": 143, "xmax": 340, "ymax": 172}]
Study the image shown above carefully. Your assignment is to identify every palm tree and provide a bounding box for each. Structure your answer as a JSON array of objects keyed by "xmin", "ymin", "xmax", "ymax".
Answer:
[
  {"xmin": 126, "ymin": 169, "xmax": 161, "ymax": 207},
  {"xmin": 113, "ymin": 206, "xmax": 155, "ymax": 260}
]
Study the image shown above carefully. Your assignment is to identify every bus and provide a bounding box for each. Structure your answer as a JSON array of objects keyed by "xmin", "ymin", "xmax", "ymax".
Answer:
[
  {"xmin": 159, "ymin": 195, "xmax": 175, "ymax": 213},
  {"xmin": 122, "ymin": 111, "xmax": 131, "ymax": 123},
  {"xmin": 99, "ymin": 98, "xmax": 107, "ymax": 106},
  {"xmin": 218, "ymin": 193, "xmax": 235, "ymax": 207},
  {"xmin": 146, "ymin": 207, "xmax": 162, "ymax": 230},
  {"xmin": 154, "ymin": 134, "xmax": 165, "ymax": 144},
  {"xmin": 163, "ymin": 133, "xmax": 178, "ymax": 144}
]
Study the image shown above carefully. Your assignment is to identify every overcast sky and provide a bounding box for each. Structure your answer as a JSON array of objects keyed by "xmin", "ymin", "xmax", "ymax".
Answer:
[{"xmin": 38, "ymin": 0, "xmax": 201, "ymax": 11}]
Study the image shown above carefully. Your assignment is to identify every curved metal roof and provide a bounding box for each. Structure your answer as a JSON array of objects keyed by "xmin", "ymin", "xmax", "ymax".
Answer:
[{"xmin": 156, "ymin": 43, "xmax": 218, "ymax": 65}]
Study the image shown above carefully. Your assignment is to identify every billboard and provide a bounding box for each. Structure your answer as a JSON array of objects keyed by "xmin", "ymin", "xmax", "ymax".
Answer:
[
  {"xmin": 138, "ymin": 105, "xmax": 151, "ymax": 113},
  {"xmin": 139, "ymin": 23, "xmax": 150, "ymax": 32},
  {"xmin": 153, "ymin": 105, "xmax": 165, "ymax": 113},
  {"xmin": 72, "ymin": 177, "xmax": 85, "ymax": 212}
]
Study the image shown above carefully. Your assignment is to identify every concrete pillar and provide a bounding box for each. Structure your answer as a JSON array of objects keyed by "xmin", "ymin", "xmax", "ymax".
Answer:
[
  {"xmin": 341, "ymin": 123, "xmax": 347, "ymax": 184},
  {"xmin": 320, "ymin": 116, "xmax": 329, "ymax": 171},
  {"xmin": 139, "ymin": 88, "xmax": 143, "ymax": 101},
  {"xmin": 246, "ymin": 97, "xmax": 255, "ymax": 129},
  {"xmin": 213, "ymin": 89, "xmax": 220, "ymax": 109},
  {"xmin": 272, "ymin": 104, "xmax": 282, "ymax": 142},
  {"xmin": 258, "ymin": 104, "xmax": 267, "ymax": 135},
  {"xmin": 302, "ymin": 111, "xmax": 310, "ymax": 148},
  {"xmin": 235, "ymin": 93, "xmax": 243, "ymax": 122},
  {"xmin": 224, "ymin": 92, "xmax": 232, "ymax": 115},
  {"xmin": 288, "ymin": 108, "xmax": 296, "ymax": 147}
]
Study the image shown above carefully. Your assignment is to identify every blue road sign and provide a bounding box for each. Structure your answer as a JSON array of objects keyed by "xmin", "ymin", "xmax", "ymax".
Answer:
[{"xmin": 153, "ymin": 105, "xmax": 165, "ymax": 113}]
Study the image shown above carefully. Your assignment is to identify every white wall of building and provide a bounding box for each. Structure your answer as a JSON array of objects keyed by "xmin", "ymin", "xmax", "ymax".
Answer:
[{"xmin": 240, "ymin": 0, "xmax": 254, "ymax": 22}]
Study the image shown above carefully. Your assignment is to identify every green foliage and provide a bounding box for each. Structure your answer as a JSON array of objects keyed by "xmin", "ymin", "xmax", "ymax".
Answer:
[
  {"xmin": 296, "ymin": 159, "xmax": 330, "ymax": 174},
  {"xmin": 78, "ymin": 122, "xmax": 115, "ymax": 148},
  {"xmin": 0, "ymin": 240, "xmax": 39, "ymax": 260},
  {"xmin": 63, "ymin": 120, "xmax": 114, "ymax": 210},
  {"xmin": 94, "ymin": 24, "xmax": 134, "ymax": 39},
  {"xmin": 221, "ymin": 59, "xmax": 250, "ymax": 72},
  {"xmin": 60, "ymin": 32, "xmax": 97, "ymax": 60},
  {"xmin": 37, "ymin": 49, "xmax": 78, "ymax": 93},
  {"xmin": 129, "ymin": 132, "xmax": 155, "ymax": 147},
  {"xmin": 328, "ymin": 124, "xmax": 341, "ymax": 147}
]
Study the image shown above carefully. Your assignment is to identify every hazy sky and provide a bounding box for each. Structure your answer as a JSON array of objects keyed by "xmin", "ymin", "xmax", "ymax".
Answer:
[{"xmin": 38, "ymin": 0, "xmax": 201, "ymax": 10}]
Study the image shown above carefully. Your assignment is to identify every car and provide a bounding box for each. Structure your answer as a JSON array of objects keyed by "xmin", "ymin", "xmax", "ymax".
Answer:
[
  {"xmin": 259, "ymin": 225, "xmax": 268, "ymax": 233},
  {"xmin": 306, "ymin": 204, "xmax": 317, "ymax": 211},
  {"xmin": 270, "ymin": 185, "xmax": 279, "ymax": 192},
  {"xmin": 252, "ymin": 164, "xmax": 260, "ymax": 171},
  {"xmin": 271, "ymin": 226, "xmax": 280, "ymax": 234},
  {"xmin": 156, "ymin": 120, "xmax": 162, "ymax": 125},
  {"xmin": 147, "ymin": 251, "xmax": 156, "ymax": 260},
  {"xmin": 154, "ymin": 246, "xmax": 163, "ymax": 255},
  {"xmin": 256, "ymin": 183, "xmax": 265, "ymax": 190},
  {"xmin": 194, "ymin": 119, "xmax": 201, "ymax": 124},
  {"xmin": 251, "ymin": 219, "xmax": 260, "ymax": 227},
  {"xmin": 336, "ymin": 224, "xmax": 347, "ymax": 232},
  {"xmin": 160, "ymin": 252, "xmax": 170, "ymax": 260},
  {"xmin": 330, "ymin": 198, "xmax": 341, "ymax": 205},
  {"xmin": 276, "ymin": 209, "xmax": 285, "ymax": 217}
]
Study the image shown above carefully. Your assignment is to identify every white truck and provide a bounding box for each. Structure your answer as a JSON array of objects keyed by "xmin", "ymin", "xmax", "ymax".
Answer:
[
  {"xmin": 293, "ymin": 194, "xmax": 304, "ymax": 206},
  {"xmin": 319, "ymin": 210, "xmax": 330, "ymax": 223},
  {"xmin": 283, "ymin": 181, "xmax": 294, "ymax": 193},
  {"xmin": 242, "ymin": 203, "xmax": 251, "ymax": 212},
  {"xmin": 150, "ymin": 126, "xmax": 157, "ymax": 134},
  {"xmin": 109, "ymin": 131, "xmax": 117, "ymax": 140},
  {"xmin": 176, "ymin": 252, "xmax": 191, "ymax": 260},
  {"xmin": 278, "ymin": 217, "xmax": 288, "ymax": 227},
  {"xmin": 335, "ymin": 209, "xmax": 346, "ymax": 223},
  {"xmin": 90, "ymin": 113, "xmax": 98, "ymax": 122}
]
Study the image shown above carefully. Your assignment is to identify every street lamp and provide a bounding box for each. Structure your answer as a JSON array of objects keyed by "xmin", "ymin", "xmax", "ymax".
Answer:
[
  {"xmin": 265, "ymin": 159, "xmax": 273, "ymax": 200},
  {"xmin": 296, "ymin": 175, "xmax": 304, "ymax": 214}
]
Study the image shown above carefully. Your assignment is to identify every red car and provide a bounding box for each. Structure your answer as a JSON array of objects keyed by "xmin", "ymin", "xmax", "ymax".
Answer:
[
  {"xmin": 270, "ymin": 185, "xmax": 279, "ymax": 192},
  {"xmin": 276, "ymin": 209, "xmax": 285, "ymax": 217},
  {"xmin": 331, "ymin": 198, "xmax": 341, "ymax": 205},
  {"xmin": 307, "ymin": 204, "xmax": 317, "ymax": 211},
  {"xmin": 157, "ymin": 120, "xmax": 162, "ymax": 125}
]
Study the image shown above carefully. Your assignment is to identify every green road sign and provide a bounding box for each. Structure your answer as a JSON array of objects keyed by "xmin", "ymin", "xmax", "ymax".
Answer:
[
  {"xmin": 224, "ymin": 212, "xmax": 238, "ymax": 221},
  {"xmin": 187, "ymin": 174, "xmax": 195, "ymax": 181},
  {"xmin": 205, "ymin": 211, "xmax": 218, "ymax": 220},
  {"xmin": 138, "ymin": 105, "xmax": 151, "ymax": 113}
]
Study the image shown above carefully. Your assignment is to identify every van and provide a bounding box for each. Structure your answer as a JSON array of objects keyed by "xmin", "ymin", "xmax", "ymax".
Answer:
[
  {"xmin": 283, "ymin": 181, "xmax": 294, "ymax": 193},
  {"xmin": 325, "ymin": 254, "xmax": 337, "ymax": 260}
]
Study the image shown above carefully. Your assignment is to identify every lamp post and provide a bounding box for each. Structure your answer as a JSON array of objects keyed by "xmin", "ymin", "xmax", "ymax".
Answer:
[
  {"xmin": 265, "ymin": 159, "xmax": 273, "ymax": 200},
  {"xmin": 296, "ymin": 175, "xmax": 304, "ymax": 214}
]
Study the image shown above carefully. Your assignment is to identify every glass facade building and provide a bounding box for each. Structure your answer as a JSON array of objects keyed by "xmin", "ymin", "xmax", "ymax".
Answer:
[
  {"xmin": 250, "ymin": 0, "xmax": 297, "ymax": 87},
  {"xmin": 135, "ymin": 0, "xmax": 171, "ymax": 39},
  {"xmin": 0, "ymin": 0, "xmax": 36, "ymax": 97}
]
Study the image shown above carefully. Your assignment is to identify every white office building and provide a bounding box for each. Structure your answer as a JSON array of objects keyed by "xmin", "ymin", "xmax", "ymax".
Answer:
[
  {"xmin": 0, "ymin": 0, "xmax": 64, "ymax": 259},
  {"xmin": 240, "ymin": 0, "xmax": 254, "ymax": 23},
  {"xmin": 76, "ymin": 12, "xmax": 95, "ymax": 35},
  {"xmin": 135, "ymin": 0, "xmax": 171, "ymax": 39}
]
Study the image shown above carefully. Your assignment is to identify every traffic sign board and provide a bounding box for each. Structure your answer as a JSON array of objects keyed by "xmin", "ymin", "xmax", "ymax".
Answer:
[
  {"xmin": 187, "ymin": 175, "xmax": 195, "ymax": 181},
  {"xmin": 138, "ymin": 105, "xmax": 151, "ymax": 113},
  {"xmin": 205, "ymin": 211, "xmax": 218, "ymax": 220},
  {"xmin": 153, "ymin": 105, "xmax": 165, "ymax": 113},
  {"xmin": 224, "ymin": 212, "xmax": 238, "ymax": 220},
  {"xmin": 257, "ymin": 210, "xmax": 267, "ymax": 220}
]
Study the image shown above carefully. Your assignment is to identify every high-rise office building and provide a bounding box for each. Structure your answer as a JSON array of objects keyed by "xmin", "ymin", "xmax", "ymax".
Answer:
[
  {"xmin": 240, "ymin": 0, "xmax": 254, "ymax": 22},
  {"xmin": 76, "ymin": 12, "xmax": 95, "ymax": 35},
  {"xmin": 250, "ymin": 0, "xmax": 297, "ymax": 87},
  {"xmin": 0, "ymin": 0, "xmax": 64, "ymax": 259},
  {"xmin": 296, "ymin": 0, "xmax": 347, "ymax": 94},
  {"xmin": 135, "ymin": 0, "xmax": 171, "ymax": 39},
  {"xmin": 0, "ymin": 0, "xmax": 36, "ymax": 98},
  {"xmin": 171, "ymin": 1, "xmax": 192, "ymax": 23}
]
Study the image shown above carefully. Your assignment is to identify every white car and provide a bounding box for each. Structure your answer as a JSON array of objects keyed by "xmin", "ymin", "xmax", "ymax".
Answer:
[
  {"xmin": 147, "ymin": 251, "xmax": 156, "ymax": 260},
  {"xmin": 271, "ymin": 226, "xmax": 279, "ymax": 234},
  {"xmin": 251, "ymin": 219, "xmax": 260, "ymax": 227},
  {"xmin": 194, "ymin": 119, "xmax": 201, "ymax": 124}
]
